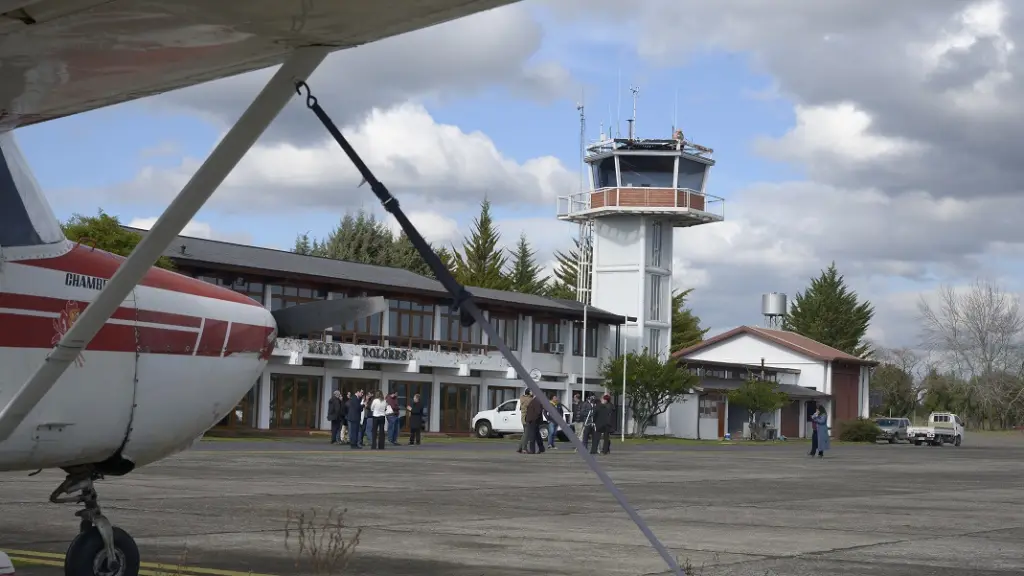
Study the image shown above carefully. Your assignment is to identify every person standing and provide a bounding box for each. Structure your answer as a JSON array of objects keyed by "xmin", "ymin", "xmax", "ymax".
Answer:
[
  {"xmin": 570, "ymin": 393, "xmax": 582, "ymax": 438},
  {"xmin": 362, "ymin": 391, "xmax": 375, "ymax": 448},
  {"xmin": 591, "ymin": 394, "xmax": 614, "ymax": 455},
  {"xmin": 810, "ymin": 405, "xmax": 830, "ymax": 458},
  {"xmin": 371, "ymin": 391, "xmax": 387, "ymax": 450},
  {"xmin": 516, "ymin": 390, "xmax": 534, "ymax": 454},
  {"xmin": 808, "ymin": 408, "xmax": 819, "ymax": 456},
  {"xmin": 525, "ymin": 393, "xmax": 546, "ymax": 454},
  {"xmin": 386, "ymin": 392, "xmax": 401, "ymax": 446},
  {"xmin": 576, "ymin": 396, "xmax": 596, "ymax": 453},
  {"xmin": 546, "ymin": 395, "xmax": 563, "ymax": 450},
  {"xmin": 327, "ymin": 390, "xmax": 343, "ymax": 444},
  {"xmin": 340, "ymin": 392, "xmax": 351, "ymax": 443},
  {"xmin": 407, "ymin": 393, "xmax": 425, "ymax": 445},
  {"xmin": 346, "ymin": 390, "xmax": 364, "ymax": 450}
]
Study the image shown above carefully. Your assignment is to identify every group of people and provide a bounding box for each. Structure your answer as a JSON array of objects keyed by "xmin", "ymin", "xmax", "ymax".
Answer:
[
  {"xmin": 326, "ymin": 389, "xmax": 427, "ymax": 450},
  {"xmin": 517, "ymin": 391, "xmax": 616, "ymax": 455}
]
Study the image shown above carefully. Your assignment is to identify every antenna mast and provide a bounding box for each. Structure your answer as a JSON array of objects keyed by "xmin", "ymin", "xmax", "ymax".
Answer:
[
  {"xmin": 627, "ymin": 86, "xmax": 639, "ymax": 140},
  {"xmin": 577, "ymin": 99, "xmax": 586, "ymax": 193}
]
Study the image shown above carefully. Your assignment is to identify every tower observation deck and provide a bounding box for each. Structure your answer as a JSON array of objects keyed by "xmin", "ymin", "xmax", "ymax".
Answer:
[{"xmin": 557, "ymin": 121, "xmax": 725, "ymax": 362}]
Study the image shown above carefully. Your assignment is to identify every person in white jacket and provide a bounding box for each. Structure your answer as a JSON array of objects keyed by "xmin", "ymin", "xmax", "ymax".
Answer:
[{"xmin": 370, "ymin": 392, "xmax": 388, "ymax": 450}]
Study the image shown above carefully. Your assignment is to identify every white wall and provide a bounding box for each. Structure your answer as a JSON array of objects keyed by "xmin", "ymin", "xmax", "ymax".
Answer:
[{"xmin": 683, "ymin": 334, "xmax": 829, "ymax": 393}]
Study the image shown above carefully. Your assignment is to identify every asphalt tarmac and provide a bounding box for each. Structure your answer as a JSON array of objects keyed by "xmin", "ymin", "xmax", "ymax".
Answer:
[{"xmin": 3, "ymin": 434, "xmax": 1023, "ymax": 576}]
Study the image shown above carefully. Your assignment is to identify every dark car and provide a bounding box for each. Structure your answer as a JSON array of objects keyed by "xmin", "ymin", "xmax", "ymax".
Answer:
[{"xmin": 874, "ymin": 417, "xmax": 910, "ymax": 443}]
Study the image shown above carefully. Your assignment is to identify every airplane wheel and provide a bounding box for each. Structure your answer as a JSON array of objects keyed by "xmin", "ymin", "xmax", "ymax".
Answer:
[{"xmin": 65, "ymin": 526, "xmax": 140, "ymax": 576}]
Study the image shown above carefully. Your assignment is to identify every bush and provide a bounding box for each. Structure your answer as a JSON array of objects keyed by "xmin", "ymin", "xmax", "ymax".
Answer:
[{"xmin": 837, "ymin": 418, "xmax": 882, "ymax": 442}]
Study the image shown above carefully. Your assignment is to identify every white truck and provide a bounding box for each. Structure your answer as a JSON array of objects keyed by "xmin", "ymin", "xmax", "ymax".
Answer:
[
  {"xmin": 472, "ymin": 399, "xmax": 571, "ymax": 442},
  {"xmin": 907, "ymin": 412, "xmax": 965, "ymax": 446}
]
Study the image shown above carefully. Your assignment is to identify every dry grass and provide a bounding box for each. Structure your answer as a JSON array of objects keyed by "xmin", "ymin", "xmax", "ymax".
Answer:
[{"xmin": 284, "ymin": 507, "xmax": 361, "ymax": 576}]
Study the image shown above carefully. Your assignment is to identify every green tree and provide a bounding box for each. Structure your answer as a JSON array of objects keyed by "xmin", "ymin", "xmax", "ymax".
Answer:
[
  {"xmin": 293, "ymin": 232, "xmax": 315, "ymax": 255},
  {"xmin": 62, "ymin": 211, "xmax": 174, "ymax": 270},
  {"xmin": 601, "ymin": 348, "xmax": 697, "ymax": 437},
  {"xmin": 726, "ymin": 377, "xmax": 789, "ymax": 440},
  {"xmin": 671, "ymin": 288, "xmax": 709, "ymax": 353},
  {"xmin": 548, "ymin": 238, "xmax": 589, "ymax": 300},
  {"xmin": 505, "ymin": 233, "xmax": 549, "ymax": 295},
  {"xmin": 784, "ymin": 262, "xmax": 875, "ymax": 358},
  {"xmin": 451, "ymin": 199, "xmax": 508, "ymax": 289}
]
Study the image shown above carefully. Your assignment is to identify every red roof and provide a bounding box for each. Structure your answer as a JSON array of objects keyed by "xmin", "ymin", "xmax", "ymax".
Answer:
[{"xmin": 672, "ymin": 326, "xmax": 878, "ymax": 366}]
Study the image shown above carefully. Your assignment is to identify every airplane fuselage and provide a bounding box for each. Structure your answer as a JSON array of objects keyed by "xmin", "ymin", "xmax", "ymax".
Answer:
[{"xmin": 0, "ymin": 242, "xmax": 276, "ymax": 472}]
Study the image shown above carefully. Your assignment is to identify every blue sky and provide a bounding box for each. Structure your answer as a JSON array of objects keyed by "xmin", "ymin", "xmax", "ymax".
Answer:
[{"xmin": 12, "ymin": 0, "xmax": 1017, "ymax": 350}]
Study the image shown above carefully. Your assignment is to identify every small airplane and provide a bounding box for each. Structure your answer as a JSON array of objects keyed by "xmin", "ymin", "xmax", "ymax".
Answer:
[{"xmin": 0, "ymin": 1, "xmax": 518, "ymax": 576}]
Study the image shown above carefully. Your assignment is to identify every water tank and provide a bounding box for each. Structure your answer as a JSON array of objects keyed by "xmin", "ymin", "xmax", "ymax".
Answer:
[{"xmin": 761, "ymin": 292, "xmax": 787, "ymax": 317}]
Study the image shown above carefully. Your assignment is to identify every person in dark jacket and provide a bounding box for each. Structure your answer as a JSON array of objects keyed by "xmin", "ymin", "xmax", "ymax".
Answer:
[
  {"xmin": 346, "ymin": 390, "xmax": 364, "ymax": 449},
  {"xmin": 525, "ymin": 393, "xmax": 546, "ymax": 454},
  {"xmin": 591, "ymin": 394, "xmax": 614, "ymax": 455},
  {"xmin": 406, "ymin": 393, "xmax": 425, "ymax": 446},
  {"xmin": 340, "ymin": 392, "xmax": 351, "ymax": 443},
  {"xmin": 576, "ymin": 396, "xmax": 596, "ymax": 453},
  {"xmin": 570, "ymin": 393, "xmax": 582, "ymax": 437},
  {"xmin": 516, "ymin": 390, "xmax": 534, "ymax": 454},
  {"xmin": 327, "ymin": 390, "xmax": 344, "ymax": 444}
]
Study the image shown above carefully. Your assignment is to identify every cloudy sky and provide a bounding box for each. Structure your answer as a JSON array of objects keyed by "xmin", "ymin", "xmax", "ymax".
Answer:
[{"xmin": 14, "ymin": 0, "xmax": 1024, "ymax": 350}]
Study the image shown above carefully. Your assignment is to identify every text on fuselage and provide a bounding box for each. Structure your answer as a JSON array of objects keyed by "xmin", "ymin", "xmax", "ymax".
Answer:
[{"xmin": 65, "ymin": 272, "xmax": 107, "ymax": 290}]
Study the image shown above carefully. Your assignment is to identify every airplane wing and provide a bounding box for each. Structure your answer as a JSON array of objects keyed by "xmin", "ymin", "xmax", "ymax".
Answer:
[
  {"xmin": 271, "ymin": 296, "xmax": 386, "ymax": 339},
  {"xmin": 0, "ymin": 0, "xmax": 517, "ymax": 131}
]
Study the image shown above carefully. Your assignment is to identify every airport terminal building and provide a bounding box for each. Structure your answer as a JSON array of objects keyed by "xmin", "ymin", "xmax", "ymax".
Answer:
[{"xmin": 146, "ymin": 230, "xmax": 623, "ymax": 435}]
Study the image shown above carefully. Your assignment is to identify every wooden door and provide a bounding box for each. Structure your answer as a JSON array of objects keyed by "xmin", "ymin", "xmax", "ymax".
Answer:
[
  {"xmin": 717, "ymin": 401, "xmax": 726, "ymax": 438},
  {"xmin": 781, "ymin": 400, "xmax": 801, "ymax": 438},
  {"xmin": 392, "ymin": 381, "xmax": 431, "ymax": 431},
  {"xmin": 440, "ymin": 383, "xmax": 478, "ymax": 433}
]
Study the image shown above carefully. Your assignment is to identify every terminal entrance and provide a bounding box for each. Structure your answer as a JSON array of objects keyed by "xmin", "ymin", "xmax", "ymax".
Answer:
[
  {"xmin": 440, "ymin": 383, "xmax": 477, "ymax": 434},
  {"xmin": 391, "ymin": 380, "xmax": 431, "ymax": 432},
  {"xmin": 269, "ymin": 374, "xmax": 322, "ymax": 429}
]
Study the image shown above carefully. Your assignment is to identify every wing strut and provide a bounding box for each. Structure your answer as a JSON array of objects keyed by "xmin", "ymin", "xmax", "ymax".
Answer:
[
  {"xmin": 294, "ymin": 81, "xmax": 685, "ymax": 576},
  {"xmin": 0, "ymin": 47, "xmax": 331, "ymax": 443}
]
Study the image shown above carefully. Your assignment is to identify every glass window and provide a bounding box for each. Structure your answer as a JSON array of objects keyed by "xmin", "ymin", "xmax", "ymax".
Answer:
[
  {"xmin": 327, "ymin": 291, "xmax": 383, "ymax": 345},
  {"xmin": 650, "ymin": 221, "xmax": 663, "ymax": 267},
  {"xmin": 649, "ymin": 328, "xmax": 661, "ymax": 355},
  {"xmin": 572, "ymin": 322, "xmax": 598, "ymax": 357},
  {"xmin": 439, "ymin": 305, "xmax": 480, "ymax": 350},
  {"xmin": 273, "ymin": 284, "xmax": 327, "ymax": 340},
  {"xmin": 648, "ymin": 274, "xmax": 662, "ymax": 321},
  {"xmin": 532, "ymin": 320, "xmax": 562, "ymax": 353},
  {"xmin": 488, "ymin": 314, "xmax": 519, "ymax": 351},
  {"xmin": 388, "ymin": 299, "xmax": 434, "ymax": 349}
]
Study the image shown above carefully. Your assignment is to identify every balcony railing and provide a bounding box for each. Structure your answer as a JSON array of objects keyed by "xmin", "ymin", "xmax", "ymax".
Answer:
[
  {"xmin": 315, "ymin": 330, "xmax": 498, "ymax": 355},
  {"xmin": 557, "ymin": 187, "xmax": 725, "ymax": 220}
]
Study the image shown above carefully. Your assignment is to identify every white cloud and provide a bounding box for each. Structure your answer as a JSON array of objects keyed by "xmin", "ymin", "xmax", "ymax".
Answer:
[
  {"xmin": 127, "ymin": 217, "xmax": 251, "ymax": 245},
  {"xmin": 87, "ymin": 104, "xmax": 575, "ymax": 215}
]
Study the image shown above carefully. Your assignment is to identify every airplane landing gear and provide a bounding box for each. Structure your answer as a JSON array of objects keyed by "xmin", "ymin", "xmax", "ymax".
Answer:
[{"xmin": 50, "ymin": 469, "xmax": 140, "ymax": 576}]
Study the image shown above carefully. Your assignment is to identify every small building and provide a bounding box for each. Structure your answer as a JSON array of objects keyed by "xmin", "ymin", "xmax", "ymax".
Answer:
[{"xmin": 671, "ymin": 326, "xmax": 877, "ymax": 439}]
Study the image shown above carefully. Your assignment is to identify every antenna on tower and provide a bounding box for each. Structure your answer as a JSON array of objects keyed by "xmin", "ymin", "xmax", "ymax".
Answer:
[
  {"xmin": 627, "ymin": 86, "xmax": 639, "ymax": 140},
  {"xmin": 576, "ymin": 98, "xmax": 586, "ymax": 193},
  {"xmin": 615, "ymin": 67, "xmax": 622, "ymax": 138}
]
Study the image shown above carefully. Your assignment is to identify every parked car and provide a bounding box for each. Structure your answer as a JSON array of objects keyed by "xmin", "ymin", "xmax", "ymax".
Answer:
[
  {"xmin": 873, "ymin": 417, "xmax": 910, "ymax": 443},
  {"xmin": 907, "ymin": 412, "xmax": 965, "ymax": 446},
  {"xmin": 472, "ymin": 399, "xmax": 571, "ymax": 442}
]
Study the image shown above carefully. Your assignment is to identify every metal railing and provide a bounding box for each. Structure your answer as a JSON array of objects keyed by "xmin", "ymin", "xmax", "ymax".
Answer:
[{"xmin": 557, "ymin": 187, "xmax": 725, "ymax": 220}]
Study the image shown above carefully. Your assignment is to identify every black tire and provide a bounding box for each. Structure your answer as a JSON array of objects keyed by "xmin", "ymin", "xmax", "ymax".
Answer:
[
  {"xmin": 914, "ymin": 440, "xmax": 922, "ymax": 446},
  {"xmin": 888, "ymin": 437, "xmax": 895, "ymax": 444},
  {"xmin": 65, "ymin": 526, "xmax": 139, "ymax": 576},
  {"xmin": 954, "ymin": 435, "xmax": 962, "ymax": 446},
  {"xmin": 474, "ymin": 420, "xmax": 492, "ymax": 439}
]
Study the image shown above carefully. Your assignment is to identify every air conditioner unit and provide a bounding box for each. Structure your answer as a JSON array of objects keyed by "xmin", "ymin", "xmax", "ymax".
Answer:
[{"xmin": 547, "ymin": 342, "xmax": 565, "ymax": 354}]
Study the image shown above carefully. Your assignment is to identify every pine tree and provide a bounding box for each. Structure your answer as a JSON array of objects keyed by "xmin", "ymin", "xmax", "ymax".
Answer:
[
  {"xmin": 784, "ymin": 262, "xmax": 875, "ymax": 358},
  {"xmin": 293, "ymin": 232, "xmax": 314, "ymax": 255},
  {"xmin": 451, "ymin": 199, "xmax": 509, "ymax": 289},
  {"xmin": 671, "ymin": 288, "xmax": 709, "ymax": 353},
  {"xmin": 548, "ymin": 238, "xmax": 588, "ymax": 300},
  {"xmin": 505, "ymin": 233, "xmax": 548, "ymax": 295}
]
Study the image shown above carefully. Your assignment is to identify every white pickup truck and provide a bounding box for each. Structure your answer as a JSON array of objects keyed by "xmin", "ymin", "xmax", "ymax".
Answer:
[
  {"xmin": 907, "ymin": 412, "xmax": 965, "ymax": 446},
  {"xmin": 472, "ymin": 399, "xmax": 571, "ymax": 442}
]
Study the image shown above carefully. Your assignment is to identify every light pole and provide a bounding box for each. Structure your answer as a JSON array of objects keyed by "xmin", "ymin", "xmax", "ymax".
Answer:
[{"xmin": 621, "ymin": 313, "xmax": 628, "ymax": 442}]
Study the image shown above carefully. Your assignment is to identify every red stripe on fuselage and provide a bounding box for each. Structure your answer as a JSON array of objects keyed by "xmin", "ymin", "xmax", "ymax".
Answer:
[
  {"xmin": 19, "ymin": 243, "xmax": 262, "ymax": 307},
  {"xmin": 0, "ymin": 295, "xmax": 272, "ymax": 356},
  {"xmin": 195, "ymin": 319, "xmax": 228, "ymax": 357}
]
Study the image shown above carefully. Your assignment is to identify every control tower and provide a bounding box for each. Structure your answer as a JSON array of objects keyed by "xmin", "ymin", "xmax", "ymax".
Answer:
[{"xmin": 557, "ymin": 100, "xmax": 725, "ymax": 361}]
